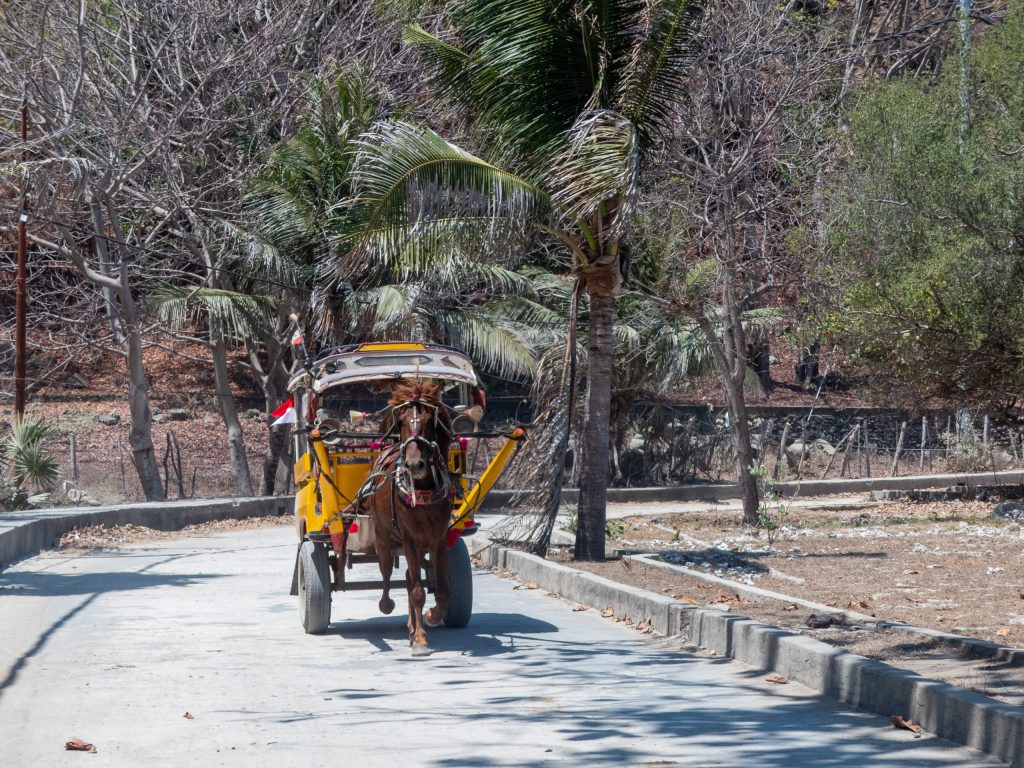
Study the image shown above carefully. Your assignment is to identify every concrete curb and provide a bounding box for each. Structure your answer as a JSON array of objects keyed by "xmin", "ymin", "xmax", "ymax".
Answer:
[
  {"xmin": 480, "ymin": 543, "xmax": 1024, "ymax": 768},
  {"xmin": 480, "ymin": 468, "xmax": 1024, "ymax": 507},
  {"xmin": 0, "ymin": 496, "xmax": 290, "ymax": 570},
  {"xmin": 627, "ymin": 553, "xmax": 1024, "ymax": 667}
]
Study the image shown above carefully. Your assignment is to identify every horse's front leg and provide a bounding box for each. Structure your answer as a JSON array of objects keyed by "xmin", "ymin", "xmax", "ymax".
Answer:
[
  {"xmin": 403, "ymin": 541, "xmax": 430, "ymax": 655},
  {"xmin": 425, "ymin": 532, "xmax": 450, "ymax": 628}
]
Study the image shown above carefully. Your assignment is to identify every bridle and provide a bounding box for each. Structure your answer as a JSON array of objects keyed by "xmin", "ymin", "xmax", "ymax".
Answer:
[{"xmin": 389, "ymin": 397, "xmax": 454, "ymax": 507}]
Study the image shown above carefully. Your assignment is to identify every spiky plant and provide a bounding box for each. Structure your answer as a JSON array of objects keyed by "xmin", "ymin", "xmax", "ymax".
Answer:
[{"xmin": 1, "ymin": 417, "xmax": 60, "ymax": 493}]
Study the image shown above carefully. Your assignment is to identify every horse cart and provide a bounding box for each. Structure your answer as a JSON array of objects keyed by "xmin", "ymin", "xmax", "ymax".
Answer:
[{"xmin": 286, "ymin": 341, "xmax": 523, "ymax": 648}]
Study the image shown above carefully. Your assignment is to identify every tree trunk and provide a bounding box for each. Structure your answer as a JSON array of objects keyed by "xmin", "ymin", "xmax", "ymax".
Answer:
[
  {"xmin": 750, "ymin": 338, "xmax": 772, "ymax": 393},
  {"xmin": 251, "ymin": 323, "xmax": 291, "ymax": 495},
  {"xmin": 795, "ymin": 341, "xmax": 820, "ymax": 390},
  {"xmin": 213, "ymin": 338, "xmax": 253, "ymax": 496},
  {"xmin": 263, "ymin": 424, "xmax": 289, "ymax": 495},
  {"xmin": 575, "ymin": 288, "xmax": 615, "ymax": 561},
  {"xmin": 727, "ymin": 385, "xmax": 760, "ymax": 525},
  {"xmin": 263, "ymin": 361, "xmax": 290, "ymax": 495},
  {"xmin": 124, "ymin": 318, "xmax": 165, "ymax": 501}
]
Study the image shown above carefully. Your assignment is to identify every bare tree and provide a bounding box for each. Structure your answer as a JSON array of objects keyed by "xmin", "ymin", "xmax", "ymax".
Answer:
[
  {"xmin": 0, "ymin": 0, "xmax": 412, "ymax": 498},
  {"xmin": 656, "ymin": 0, "xmax": 838, "ymax": 524}
]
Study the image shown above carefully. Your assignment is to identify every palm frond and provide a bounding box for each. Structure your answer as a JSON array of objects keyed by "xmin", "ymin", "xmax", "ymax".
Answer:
[
  {"xmin": 344, "ymin": 283, "xmax": 421, "ymax": 335},
  {"xmin": 341, "ymin": 122, "xmax": 549, "ymax": 273},
  {"xmin": 152, "ymin": 286, "xmax": 277, "ymax": 342},
  {"xmin": 405, "ymin": 0, "xmax": 600, "ymax": 154},
  {"xmin": 617, "ymin": 0, "xmax": 704, "ymax": 140},
  {"xmin": 546, "ymin": 110, "xmax": 640, "ymax": 231},
  {"xmin": 430, "ymin": 308, "xmax": 538, "ymax": 380}
]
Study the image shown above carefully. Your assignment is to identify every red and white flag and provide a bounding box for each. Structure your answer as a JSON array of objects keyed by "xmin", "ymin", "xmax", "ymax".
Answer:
[{"xmin": 271, "ymin": 397, "xmax": 296, "ymax": 427}]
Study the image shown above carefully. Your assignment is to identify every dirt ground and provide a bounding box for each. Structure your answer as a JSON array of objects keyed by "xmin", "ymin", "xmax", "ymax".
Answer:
[
  {"xmin": 55, "ymin": 515, "xmax": 293, "ymax": 552},
  {"xmin": 555, "ymin": 497, "xmax": 1024, "ymax": 705}
]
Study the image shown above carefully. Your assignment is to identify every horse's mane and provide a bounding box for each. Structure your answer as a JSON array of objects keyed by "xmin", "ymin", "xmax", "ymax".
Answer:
[
  {"xmin": 386, "ymin": 379, "xmax": 451, "ymax": 452},
  {"xmin": 388, "ymin": 379, "xmax": 443, "ymax": 407}
]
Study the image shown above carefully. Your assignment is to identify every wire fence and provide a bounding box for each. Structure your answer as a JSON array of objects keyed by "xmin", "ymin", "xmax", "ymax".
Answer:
[
  {"xmin": 24, "ymin": 407, "xmax": 1022, "ymax": 506},
  {"xmin": 605, "ymin": 407, "xmax": 1023, "ymax": 488}
]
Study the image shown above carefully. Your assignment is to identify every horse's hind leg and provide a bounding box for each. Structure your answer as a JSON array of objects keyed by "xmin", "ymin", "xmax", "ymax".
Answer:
[{"xmin": 425, "ymin": 539, "xmax": 449, "ymax": 628}]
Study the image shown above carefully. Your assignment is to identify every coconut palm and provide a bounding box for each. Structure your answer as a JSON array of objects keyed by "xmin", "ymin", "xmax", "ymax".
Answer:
[
  {"xmin": 342, "ymin": 1, "xmax": 703, "ymax": 558},
  {"xmin": 246, "ymin": 71, "xmax": 554, "ymax": 381}
]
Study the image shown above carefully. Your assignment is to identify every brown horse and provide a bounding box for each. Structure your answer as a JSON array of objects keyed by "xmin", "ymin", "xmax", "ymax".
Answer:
[{"xmin": 364, "ymin": 379, "xmax": 454, "ymax": 656}]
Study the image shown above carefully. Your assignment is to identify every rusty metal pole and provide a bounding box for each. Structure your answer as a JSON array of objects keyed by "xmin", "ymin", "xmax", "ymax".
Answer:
[{"xmin": 14, "ymin": 93, "xmax": 29, "ymax": 418}]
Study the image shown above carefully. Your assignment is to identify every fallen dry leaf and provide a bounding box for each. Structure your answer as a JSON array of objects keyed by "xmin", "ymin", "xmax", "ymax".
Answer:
[
  {"xmin": 183, "ymin": 712, "xmax": 195, "ymax": 719},
  {"xmin": 624, "ymin": 616, "xmax": 633, "ymax": 625},
  {"xmin": 890, "ymin": 715, "xmax": 923, "ymax": 736},
  {"xmin": 902, "ymin": 569, "xmax": 920, "ymax": 575},
  {"xmin": 996, "ymin": 628, "xmax": 1011, "ymax": 637},
  {"xmin": 710, "ymin": 593, "xmax": 741, "ymax": 605},
  {"xmin": 766, "ymin": 673, "xmax": 788, "ymax": 684},
  {"xmin": 572, "ymin": 604, "xmax": 588, "ymax": 612},
  {"xmin": 674, "ymin": 596, "xmax": 699, "ymax": 604},
  {"xmin": 782, "ymin": 604, "xmax": 799, "ymax": 612},
  {"xmin": 848, "ymin": 599, "xmax": 871, "ymax": 610},
  {"xmin": 65, "ymin": 738, "xmax": 96, "ymax": 753},
  {"xmin": 601, "ymin": 606, "xmax": 614, "ymax": 618},
  {"xmin": 636, "ymin": 617, "xmax": 653, "ymax": 634},
  {"xmin": 513, "ymin": 582, "xmax": 539, "ymax": 590}
]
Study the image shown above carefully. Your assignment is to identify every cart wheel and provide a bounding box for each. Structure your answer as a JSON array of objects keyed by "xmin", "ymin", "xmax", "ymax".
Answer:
[
  {"xmin": 444, "ymin": 537, "xmax": 473, "ymax": 628},
  {"xmin": 298, "ymin": 540, "xmax": 331, "ymax": 634}
]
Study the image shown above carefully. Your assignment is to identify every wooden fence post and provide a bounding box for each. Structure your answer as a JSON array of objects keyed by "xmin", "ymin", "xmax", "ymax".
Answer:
[
  {"xmin": 821, "ymin": 424, "xmax": 857, "ymax": 480},
  {"xmin": 839, "ymin": 423, "xmax": 859, "ymax": 478},
  {"xmin": 918, "ymin": 416, "xmax": 927, "ymax": 473},
  {"xmin": 863, "ymin": 421, "xmax": 871, "ymax": 478},
  {"xmin": 116, "ymin": 438, "xmax": 126, "ymax": 491},
  {"xmin": 890, "ymin": 421, "xmax": 907, "ymax": 477},
  {"xmin": 69, "ymin": 435, "xmax": 79, "ymax": 482},
  {"xmin": 773, "ymin": 420, "xmax": 791, "ymax": 481}
]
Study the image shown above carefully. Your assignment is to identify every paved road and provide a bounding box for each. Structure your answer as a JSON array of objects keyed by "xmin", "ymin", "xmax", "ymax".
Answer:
[{"xmin": 0, "ymin": 528, "xmax": 1003, "ymax": 768}]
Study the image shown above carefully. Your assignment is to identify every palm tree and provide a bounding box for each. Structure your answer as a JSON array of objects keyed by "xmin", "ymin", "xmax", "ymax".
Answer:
[
  {"xmin": 343, "ymin": 1, "xmax": 703, "ymax": 559},
  {"xmin": 247, "ymin": 72, "xmax": 556, "ymax": 382}
]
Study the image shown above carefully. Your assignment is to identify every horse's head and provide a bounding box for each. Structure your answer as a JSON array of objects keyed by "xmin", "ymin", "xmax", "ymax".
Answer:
[{"xmin": 388, "ymin": 380, "xmax": 451, "ymax": 482}]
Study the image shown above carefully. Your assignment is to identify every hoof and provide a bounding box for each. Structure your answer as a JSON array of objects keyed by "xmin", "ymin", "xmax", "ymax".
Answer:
[
  {"xmin": 379, "ymin": 597, "xmax": 395, "ymax": 615},
  {"xmin": 410, "ymin": 643, "xmax": 432, "ymax": 657},
  {"xmin": 425, "ymin": 607, "xmax": 444, "ymax": 627}
]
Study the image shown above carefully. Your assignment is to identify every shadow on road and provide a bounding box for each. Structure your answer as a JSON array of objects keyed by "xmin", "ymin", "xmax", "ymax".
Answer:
[
  {"xmin": 0, "ymin": 569, "xmax": 220, "ymax": 597},
  {"xmin": 328, "ymin": 612, "xmax": 559, "ymax": 657},
  {"xmin": 0, "ymin": 551, "xmax": 224, "ymax": 697}
]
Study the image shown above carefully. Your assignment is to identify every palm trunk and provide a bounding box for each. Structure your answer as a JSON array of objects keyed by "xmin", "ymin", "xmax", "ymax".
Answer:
[
  {"xmin": 213, "ymin": 338, "xmax": 253, "ymax": 496},
  {"xmin": 575, "ymin": 290, "xmax": 615, "ymax": 561}
]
